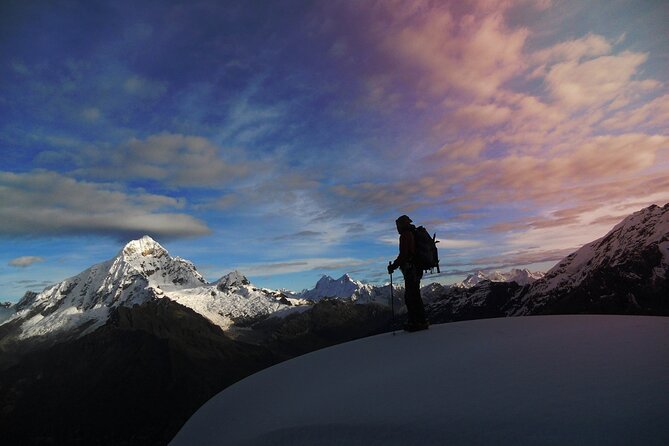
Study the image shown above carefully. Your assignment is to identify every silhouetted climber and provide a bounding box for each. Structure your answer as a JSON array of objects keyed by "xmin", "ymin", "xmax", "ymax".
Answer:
[{"xmin": 388, "ymin": 215, "xmax": 429, "ymax": 332}]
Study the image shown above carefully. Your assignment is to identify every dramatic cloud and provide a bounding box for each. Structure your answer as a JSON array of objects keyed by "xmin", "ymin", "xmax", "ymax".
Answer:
[
  {"xmin": 0, "ymin": 170, "xmax": 210, "ymax": 239},
  {"xmin": 9, "ymin": 256, "xmax": 45, "ymax": 268}
]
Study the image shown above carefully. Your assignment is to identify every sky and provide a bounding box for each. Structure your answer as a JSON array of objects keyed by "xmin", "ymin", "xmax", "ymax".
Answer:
[{"xmin": 1, "ymin": 0, "xmax": 668, "ymax": 301}]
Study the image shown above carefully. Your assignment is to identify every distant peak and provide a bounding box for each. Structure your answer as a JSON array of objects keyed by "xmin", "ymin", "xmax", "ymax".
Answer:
[
  {"xmin": 216, "ymin": 270, "xmax": 250, "ymax": 290},
  {"xmin": 122, "ymin": 235, "xmax": 168, "ymax": 258},
  {"xmin": 317, "ymin": 274, "xmax": 355, "ymax": 284}
]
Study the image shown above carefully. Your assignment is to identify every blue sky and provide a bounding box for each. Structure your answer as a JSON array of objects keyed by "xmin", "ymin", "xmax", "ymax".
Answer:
[{"xmin": 1, "ymin": 0, "xmax": 668, "ymax": 301}]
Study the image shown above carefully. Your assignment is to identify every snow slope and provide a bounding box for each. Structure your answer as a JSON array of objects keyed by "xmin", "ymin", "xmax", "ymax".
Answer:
[{"xmin": 171, "ymin": 315, "xmax": 669, "ymax": 446}]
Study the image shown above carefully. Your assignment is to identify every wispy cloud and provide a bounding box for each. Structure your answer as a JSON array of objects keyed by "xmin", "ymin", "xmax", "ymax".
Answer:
[
  {"xmin": 9, "ymin": 256, "xmax": 45, "ymax": 268},
  {"xmin": 230, "ymin": 257, "xmax": 374, "ymax": 277}
]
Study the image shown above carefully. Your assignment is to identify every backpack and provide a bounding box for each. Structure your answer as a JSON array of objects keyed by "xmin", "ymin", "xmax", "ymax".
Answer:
[{"xmin": 412, "ymin": 226, "xmax": 440, "ymax": 273}]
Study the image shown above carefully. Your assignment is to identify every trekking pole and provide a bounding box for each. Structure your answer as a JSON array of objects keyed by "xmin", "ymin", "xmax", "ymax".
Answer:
[{"xmin": 388, "ymin": 262, "xmax": 395, "ymax": 335}]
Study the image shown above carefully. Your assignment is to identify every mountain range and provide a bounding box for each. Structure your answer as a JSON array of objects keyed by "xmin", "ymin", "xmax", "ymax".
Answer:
[
  {"xmin": 1, "ymin": 236, "xmax": 307, "ymax": 349},
  {"xmin": 1, "ymin": 203, "xmax": 667, "ymax": 445},
  {"xmin": 454, "ymin": 268, "xmax": 545, "ymax": 288},
  {"xmin": 427, "ymin": 203, "xmax": 668, "ymax": 323}
]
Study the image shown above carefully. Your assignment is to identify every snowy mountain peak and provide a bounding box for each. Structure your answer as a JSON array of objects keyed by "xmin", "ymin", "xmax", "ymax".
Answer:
[
  {"xmin": 456, "ymin": 268, "xmax": 544, "ymax": 288},
  {"xmin": 121, "ymin": 235, "xmax": 168, "ymax": 259},
  {"xmin": 302, "ymin": 274, "xmax": 364, "ymax": 301},
  {"xmin": 607, "ymin": 203, "xmax": 669, "ymax": 244},
  {"xmin": 316, "ymin": 273, "xmax": 354, "ymax": 286},
  {"xmin": 216, "ymin": 271, "xmax": 250, "ymax": 290}
]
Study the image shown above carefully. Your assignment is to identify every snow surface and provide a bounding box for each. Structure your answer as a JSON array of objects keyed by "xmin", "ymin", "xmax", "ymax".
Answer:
[{"xmin": 171, "ymin": 315, "xmax": 669, "ymax": 446}]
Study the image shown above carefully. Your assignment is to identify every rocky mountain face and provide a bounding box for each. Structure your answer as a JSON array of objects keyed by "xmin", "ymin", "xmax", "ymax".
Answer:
[
  {"xmin": 507, "ymin": 203, "xmax": 669, "ymax": 315},
  {"xmin": 427, "ymin": 281, "xmax": 524, "ymax": 323},
  {"xmin": 0, "ymin": 298, "xmax": 277, "ymax": 446}
]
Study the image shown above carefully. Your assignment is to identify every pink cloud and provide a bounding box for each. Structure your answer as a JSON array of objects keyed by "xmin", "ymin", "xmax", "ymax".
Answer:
[
  {"xmin": 431, "ymin": 138, "xmax": 487, "ymax": 161},
  {"xmin": 380, "ymin": 3, "xmax": 529, "ymax": 99},
  {"xmin": 432, "ymin": 134, "xmax": 668, "ymax": 206},
  {"xmin": 452, "ymin": 103, "xmax": 514, "ymax": 128},
  {"xmin": 319, "ymin": 1, "xmax": 667, "ymax": 264}
]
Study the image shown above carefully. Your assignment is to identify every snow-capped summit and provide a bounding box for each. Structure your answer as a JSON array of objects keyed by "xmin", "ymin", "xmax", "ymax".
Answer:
[
  {"xmin": 299, "ymin": 274, "xmax": 391, "ymax": 305},
  {"xmin": 115, "ymin": 235, "xmax": 206, "ymax": 288},
  {"xmin": 300, "ymin": 274, "xmax": 363, "ymax": 301},
  {"xmin": 121, "ymin": 235, "xmax": 168, "ymax": 259},
  {"xmin": 216, "ymin": 270, "xmax": 250, "ymax": 290}
]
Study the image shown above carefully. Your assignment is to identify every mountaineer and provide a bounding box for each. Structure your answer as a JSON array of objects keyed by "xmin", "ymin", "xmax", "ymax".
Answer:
[{"xmin": 388, "ymin": 215, "xmax": 430, "ymax": 331}]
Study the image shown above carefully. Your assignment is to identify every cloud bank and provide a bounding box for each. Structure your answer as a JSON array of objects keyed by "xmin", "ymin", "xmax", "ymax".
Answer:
[{"xmin": 0, "ymin": 170, "xmax": 210, "ymax": 240}]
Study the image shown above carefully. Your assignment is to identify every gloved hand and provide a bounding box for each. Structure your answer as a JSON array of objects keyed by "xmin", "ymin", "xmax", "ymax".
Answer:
[{"xmin": 387, "ymin": 263, "xmax": 395, "ymax": 275}]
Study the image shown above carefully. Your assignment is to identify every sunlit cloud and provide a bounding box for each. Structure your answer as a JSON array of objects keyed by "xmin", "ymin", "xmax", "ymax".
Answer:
[{"xmin": 381, "ymin": 2, "xmax": 529, "ymax": 100}]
